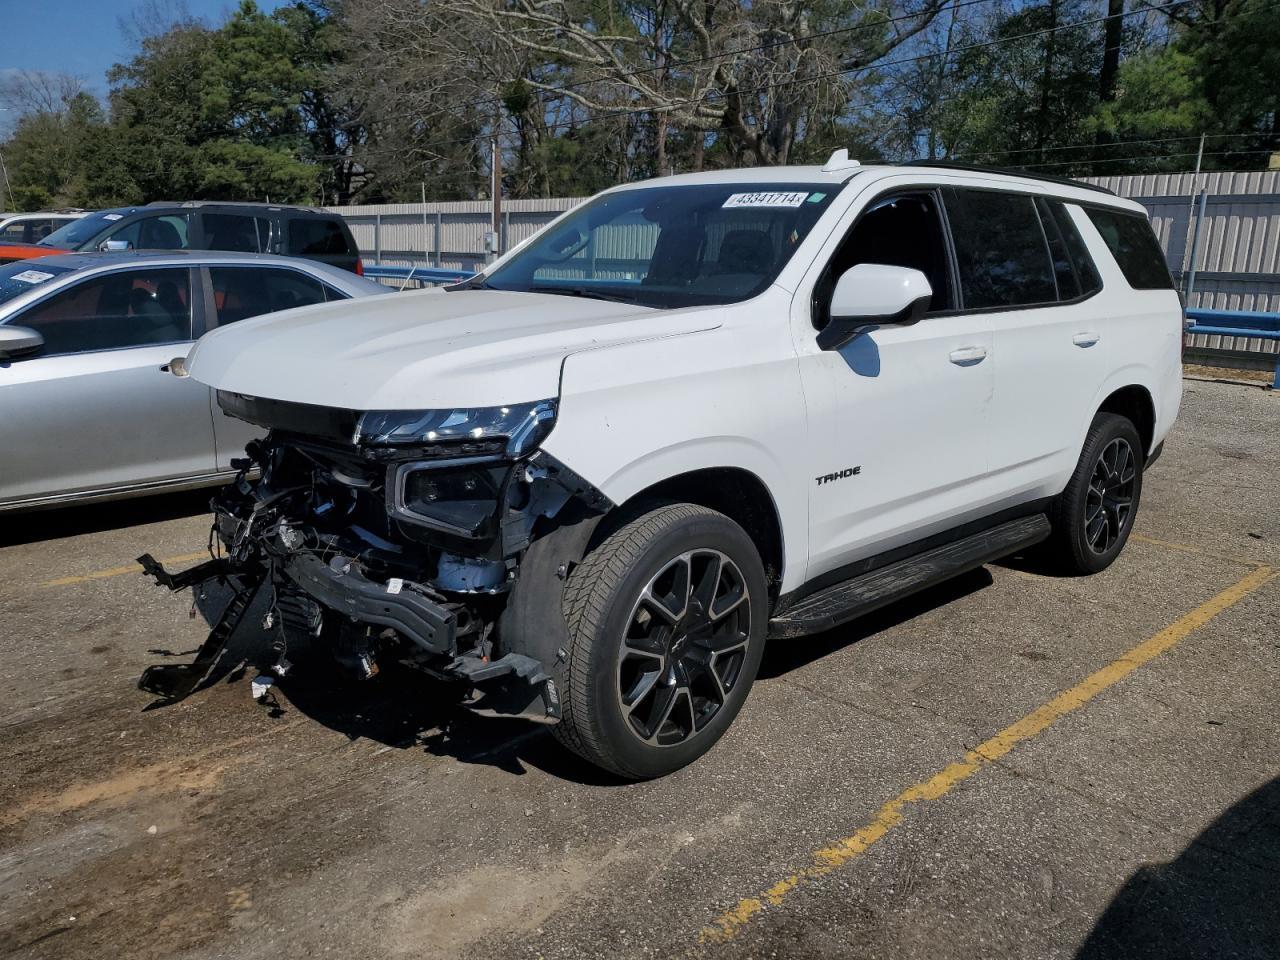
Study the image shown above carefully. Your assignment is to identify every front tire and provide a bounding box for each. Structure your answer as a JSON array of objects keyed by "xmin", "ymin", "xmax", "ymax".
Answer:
[
  {"xmin": 1047, "ymin": 412, "xmax": 1144, "ymax": 574},
  {"xmin": 553, "ymin": 502, "xmax": 768, "ymax": 779}
]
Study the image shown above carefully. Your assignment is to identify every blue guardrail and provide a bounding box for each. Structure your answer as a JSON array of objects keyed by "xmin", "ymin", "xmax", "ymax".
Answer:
[
  {"xmin": 362, "ymin": 264, "xmax": 475, "ymax": 286},
  {"xmin": 1185, "ymin": 308, "xmax": 1280, "ymax": 388}
]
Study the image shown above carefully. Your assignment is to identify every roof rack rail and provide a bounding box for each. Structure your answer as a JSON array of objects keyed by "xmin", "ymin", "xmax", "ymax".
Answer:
[
  {"xmin": 902, "ymin": 159, "xmax": 1117, "ymax": 196},
  {"xmin": 143, "ymin": 199, "xmax": 326, "ymax": 212}
]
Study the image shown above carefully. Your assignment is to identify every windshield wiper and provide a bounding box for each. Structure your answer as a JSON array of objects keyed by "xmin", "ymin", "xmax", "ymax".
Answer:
[{"xmin": 531, "ymin": 285, "xmax": 636, "ymax": 304}]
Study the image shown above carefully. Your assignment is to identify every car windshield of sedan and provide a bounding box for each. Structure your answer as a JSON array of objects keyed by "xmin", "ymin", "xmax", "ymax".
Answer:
[
  {"xmin": 477, "ymin": 182, "xmax": 843, "ymax": 309},
  {"xmin": 0, "ymin": 262, "xmax": 74, "ymax": 307},
  {"xmin": 39, "ymin": 211, "xmax": 123, "ymax": 249}
]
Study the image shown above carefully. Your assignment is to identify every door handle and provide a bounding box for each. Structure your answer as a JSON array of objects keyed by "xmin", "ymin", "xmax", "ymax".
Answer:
[
  {"xmin": 948, "ymin": 345, "xmax": 988, "ymax": 366},
  {"xmin": 1072, "ymin": 332, "xmax": 1100, "ymax": 347}
]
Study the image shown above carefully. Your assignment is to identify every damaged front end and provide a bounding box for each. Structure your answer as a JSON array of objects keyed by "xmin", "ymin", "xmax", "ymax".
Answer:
[{"xmin": 138, "ymin": 391, "xmax": 611, "ymax": 720}]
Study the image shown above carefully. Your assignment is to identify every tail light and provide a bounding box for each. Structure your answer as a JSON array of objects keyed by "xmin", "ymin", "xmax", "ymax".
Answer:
[{"xmin": 355, "ymin": 258, "xmax": 364, "ymax": 276}]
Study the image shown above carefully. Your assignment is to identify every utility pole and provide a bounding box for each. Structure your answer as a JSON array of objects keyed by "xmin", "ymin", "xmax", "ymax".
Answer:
[
  {"xmin": 427, "ymin": 181, "xmax": 437, "ymax": 264},
  {"xmin": 1180, "ymin": 132, "xmax": 1207, "ymax": 293},
  {"xmin": 490, "ymin": 117, "xmax": 503, "ymax": 261},
  {"xmin": 0, "ymin": 146, "xmax": 14, "ymax": 213}
]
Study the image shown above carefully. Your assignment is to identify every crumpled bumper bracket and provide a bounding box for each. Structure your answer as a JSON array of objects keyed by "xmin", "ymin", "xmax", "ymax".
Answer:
[
  {"xmin": 281, "ymin": 552, "xmax": 458, "ymax": 658},
  {"xmin": 136, "ymin": 552, "xmax": 259, "ymax": 702}
]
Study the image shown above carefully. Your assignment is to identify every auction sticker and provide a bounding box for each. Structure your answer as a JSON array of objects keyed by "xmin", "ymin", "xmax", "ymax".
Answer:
[
  {"xmin": 723, "ymin": 192, "xmax": 810, "ymax": 209},
  {"xmin": 10, "ymin": 270, "xmax": 54, "ymax": 284}
]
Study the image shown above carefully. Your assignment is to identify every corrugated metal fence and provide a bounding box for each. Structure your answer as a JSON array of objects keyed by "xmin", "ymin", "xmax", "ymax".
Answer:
[
  {"xmin": 1084, "ymin": 170, "xmax": 1280, "ymax": 368},
  {"xmin": 1084, "ymin": 170, "xmax": 1280, "ymax": 312},
  {"xmin": 331, "ymin": 198, "xmax": 580, "ymax": 274}
]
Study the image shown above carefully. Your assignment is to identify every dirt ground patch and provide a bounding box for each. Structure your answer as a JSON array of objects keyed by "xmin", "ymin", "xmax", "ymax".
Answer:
[{"xmin": 1, "ymin": 379, "xmax": 1277, "ymax": 960}]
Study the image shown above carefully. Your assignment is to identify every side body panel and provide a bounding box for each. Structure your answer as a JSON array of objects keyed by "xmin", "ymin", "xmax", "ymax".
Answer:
[
  {"xmin": 784, "ymin": 174, "xmax": 999, "ymax": 581},
  {"xmin": 0, "ymin": 342, "xmax": 216, "ymax": 504},
  {"xmin": 541, "ymin": 287, "xmax": 812, "ymax": 593},
  {"xmin": 987, "ymin": 202, "xmax": 1181, "ymax": 504},
  {"xmin": 1070, "ymin": 206, "xmax": 1184, "ymax": 455}
]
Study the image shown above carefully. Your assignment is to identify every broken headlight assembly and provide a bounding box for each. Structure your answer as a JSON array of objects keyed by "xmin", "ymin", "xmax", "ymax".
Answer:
[
  {"xmin": 356, "ymin": 399, "xmax": 557, "ymax": 457},
  {"xmin": 367, "ymin": 400, "xmax": 559, "ymax": 536},
  {"xmin": 390, "ymin": 462, "xmax": 505, "ymax": 537}
]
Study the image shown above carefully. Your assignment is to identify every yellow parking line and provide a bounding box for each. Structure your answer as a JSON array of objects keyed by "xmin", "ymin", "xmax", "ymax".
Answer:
[
  {"xmin": 42, "ymin": 550, "xmax": 210, "ymax": 588},
  {"xmin": 697, "ymin": 563, "xmax": 1277, "ymax": 947}
]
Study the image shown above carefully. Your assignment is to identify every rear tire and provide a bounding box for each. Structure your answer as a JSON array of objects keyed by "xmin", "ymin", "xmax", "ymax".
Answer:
[
  {"xmin": 552, "ymin": 502, "xmax": 768, "ymax": 780},
  {"xmin": 1046, "ymin": 413, "xmax": 1144, "ymax": 575}
]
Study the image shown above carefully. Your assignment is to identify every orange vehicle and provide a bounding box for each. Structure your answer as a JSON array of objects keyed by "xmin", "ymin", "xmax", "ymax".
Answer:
[{"xmin": 0, "ymin": 241, "xmax": 65, "ymax": 265}]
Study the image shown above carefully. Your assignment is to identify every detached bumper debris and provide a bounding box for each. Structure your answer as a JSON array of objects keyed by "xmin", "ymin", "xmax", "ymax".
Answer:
[
  {"xmin": 136, "ymin": 420, "xmax": 607, "ymax": 719},
  {"xmin": 137, "ymin": 552, "xmax": 256, "ymax": 702}
]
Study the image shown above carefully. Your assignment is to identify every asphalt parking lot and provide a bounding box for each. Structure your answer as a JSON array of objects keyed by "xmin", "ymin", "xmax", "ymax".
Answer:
[{"xmin": 1, "ymin": 377, "xmax": 1277, "ymax": 960}]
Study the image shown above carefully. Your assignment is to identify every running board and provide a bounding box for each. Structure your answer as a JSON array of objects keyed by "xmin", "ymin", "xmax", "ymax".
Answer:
[{"xmin": 769, "ymin": 514, "xmax": 1051, "ymax": 638}]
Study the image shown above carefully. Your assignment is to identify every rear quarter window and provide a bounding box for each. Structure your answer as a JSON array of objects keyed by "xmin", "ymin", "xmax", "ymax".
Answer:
[
  {"xmin": 1084, "ymin": 207, "xmax": 1173, "ymax": 290},
  {"xmin": 287, "ymin": 218, "xmax": 353, "ymax": 256},
  {"xmin": 944, "ymin": 188, "xmax": 1058, "ymax": 309}
]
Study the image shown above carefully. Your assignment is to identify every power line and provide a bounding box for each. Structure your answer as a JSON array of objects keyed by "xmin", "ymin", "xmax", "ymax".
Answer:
[
  {"xmin": 955, "ymin": 132, "xmax": 1279, "ymax": 162},
  {"xmin": 1012, "ymin": 147, "xmax": 1279, "ymax": 170}
]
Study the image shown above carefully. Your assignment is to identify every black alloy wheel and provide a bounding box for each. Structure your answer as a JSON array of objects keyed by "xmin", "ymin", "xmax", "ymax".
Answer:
[
  {"xmin": 1047, "ymin": 412, "xmax": 1145, "ymax": 575},
  {"xmin": 616, "ymin": 549, "xmax": 751, "ymax": 747},
  {"xmin": 1084, "ymin": 437, "xmax": 1137, "ymax": 554},
  {"xmin": 552, "ymin": 502, "xmax": 768, "ymax": 779}
]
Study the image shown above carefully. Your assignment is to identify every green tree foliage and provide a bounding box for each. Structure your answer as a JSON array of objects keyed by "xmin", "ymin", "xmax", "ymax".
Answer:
[
  {"xmin": 1090, "ymin": 0, "xmax": 1279, "ymax": 169},
  {"xmin": 929, "ymin": 0, "xmax": 1108, "ymax": 169},
  {"xmin": 0, "ymin": 0, "xmax": 359, "ymax": 209},
  {"xmin": 108, "ymin": 1, "xmax": 330, "ymax": 202},
  {"xmin": 1, "ymin": 0, "xmax": 1277, "ymax": 208},
  {"xmin": 1, "ymin": 92, "xmax": 110, "ymax": 210}
]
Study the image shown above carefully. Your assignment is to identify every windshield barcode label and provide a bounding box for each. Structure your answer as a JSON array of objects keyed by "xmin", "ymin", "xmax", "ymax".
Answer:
[{"xmin": 722, "ymin": 192, "xmax": 810, "ymax": 209}]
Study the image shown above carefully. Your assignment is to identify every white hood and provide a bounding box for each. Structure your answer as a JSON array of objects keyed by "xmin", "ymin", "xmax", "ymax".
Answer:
[{"xmin": 188, "ymin": 287, "xmax": 720, "ymax": 409}]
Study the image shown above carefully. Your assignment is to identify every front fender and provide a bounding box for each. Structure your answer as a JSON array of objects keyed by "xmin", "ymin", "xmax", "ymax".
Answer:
[{"xmin": 541, "ymin": 312, "xmax": 811, "ymax": 592}]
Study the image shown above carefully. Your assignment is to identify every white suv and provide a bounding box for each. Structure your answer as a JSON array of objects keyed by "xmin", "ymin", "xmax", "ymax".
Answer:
[{"xmin": 140, "ymin": 156, "xmax": 1183, "ymax": 779}]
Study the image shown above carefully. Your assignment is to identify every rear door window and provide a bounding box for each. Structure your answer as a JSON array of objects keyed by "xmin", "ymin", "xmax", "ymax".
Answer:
[
  {"xmin": 204, "ymin": 213, "xmax": 271, "ymax": 253},
  {"xmin": 14, "ymin": 268, "xmax": 193, "ymax": 355},
  {"xmin": 209, "ymin": 266, "xmax": 334, "ymax": 326},
  {"xmin": 287, "ymin": 218, "xmax": 351, "ymax": 256},
  {"xmin": 1084, "ymin": 207, "xmax": 1174, "ymax": 290},
  {"xmin": 104, "ymin": 214, "xmax": 192, "ymax": 251},
  {"xmin": 944, "ymin": 189, "xmax": 1057, "ymax": 309},
  {"xmin": 1035, "ymin": 198, "xmax": 1103, "ymax": 301}
]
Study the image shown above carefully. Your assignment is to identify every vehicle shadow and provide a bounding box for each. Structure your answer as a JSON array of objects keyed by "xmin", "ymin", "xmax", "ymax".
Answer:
[
  {"xmin": 141, "ymin": 565, "xmax": 995, "ymax": 784},
  {"xmin": 1075, "ymin": 775, "xmax": 1280, "ymax": 959},
  {"xmin": 0, "ymin": 489, "xmax": 211, "ymax": 548},
  {"xmin": 145, "ymin": 578, "xmax": 627, "ymax": 784},
  {"xmin": 759, "ymin": 566, "xmax": 994, "ymax": 679}
]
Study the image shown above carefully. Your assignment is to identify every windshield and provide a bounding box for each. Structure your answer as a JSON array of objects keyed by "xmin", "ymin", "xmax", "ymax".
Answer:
[
  {"xmin": 0, "ymin": 262, "xmax": 74, "ymax": 308},
  {"xmin": 40, "ymin": 211, "xmax": 126, "ymax": 249},
  {"xmin": 479, "ymin": 182, "xmax": 842, "ymax": 308}
]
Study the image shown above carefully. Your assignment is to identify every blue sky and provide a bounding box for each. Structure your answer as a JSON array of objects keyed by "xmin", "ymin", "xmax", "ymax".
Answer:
[{"xmin": 1, "ymin": 0, "xmax": 288, "ymax": 99}]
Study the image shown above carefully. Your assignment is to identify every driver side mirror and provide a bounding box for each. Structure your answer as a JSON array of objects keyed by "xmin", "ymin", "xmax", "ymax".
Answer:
[
  {"xmin": 0, "ymin": 325, "xmax": 45, "ymax": 360},
  {"xmin": 817, "ymin": 264, "xmax": 932, "ymax": 351},
  {"xmin": 100, "ymin": 239, "xmax": 132, "ymax": 252}
]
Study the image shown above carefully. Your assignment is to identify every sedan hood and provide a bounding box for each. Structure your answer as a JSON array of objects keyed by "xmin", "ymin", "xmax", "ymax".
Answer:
[{"xmin": 188, "ymin": 287, "xmax": 720, "ymax": 409}]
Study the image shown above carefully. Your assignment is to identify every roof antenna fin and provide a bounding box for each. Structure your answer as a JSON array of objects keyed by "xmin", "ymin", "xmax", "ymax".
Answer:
[{"xmin": 822, "ymin": 148, "xmax": 861, "ymax": 173}]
